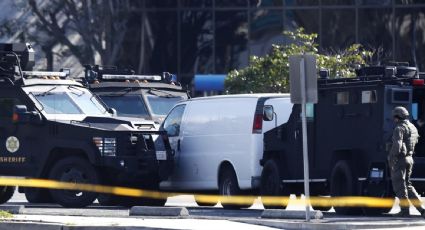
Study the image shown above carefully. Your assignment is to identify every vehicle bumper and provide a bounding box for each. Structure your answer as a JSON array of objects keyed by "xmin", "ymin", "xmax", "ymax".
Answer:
[{"xmin": 101, "ymin": 154, "xmax": 173, "ymax": 183}]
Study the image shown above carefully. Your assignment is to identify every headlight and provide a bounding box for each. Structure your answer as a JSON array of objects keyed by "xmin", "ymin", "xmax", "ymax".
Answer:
[{"xmin": 93, "ymin": 137, "xmax": 116, "ymax": 156}]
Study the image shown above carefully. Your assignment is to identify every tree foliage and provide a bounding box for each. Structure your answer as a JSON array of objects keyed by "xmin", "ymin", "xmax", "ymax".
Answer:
[{"xmin": 225, "ymin": 28, "xmax": 372, "ymax": 94}]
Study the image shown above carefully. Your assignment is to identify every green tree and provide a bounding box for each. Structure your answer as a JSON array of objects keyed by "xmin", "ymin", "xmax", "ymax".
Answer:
[{"xmin": 225, "ymin": 28, "xmax": 372, "ymax": 94}]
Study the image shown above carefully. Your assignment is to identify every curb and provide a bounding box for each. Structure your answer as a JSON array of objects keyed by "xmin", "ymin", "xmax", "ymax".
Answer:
[
  {"xmin": 129, "ymin": 206, "xmax": 189, "ymax": 217},
  {"xmin": 261, "ymin": 210, "xmax": 323, "ymax": 220},
  {"xmin": 0, "ymin": 222, "xmax": 161, "ymax": 230},
  {"xmin": 238, "ymin": 219, "xmax": 425, "ymax": 230},
  {"xmin": 0, "ymin": 205, "xmax": 24, "ymax": 214},
  {"xmin": 0, "ymin": 222, "xmax": 62, "ymax": 230}
]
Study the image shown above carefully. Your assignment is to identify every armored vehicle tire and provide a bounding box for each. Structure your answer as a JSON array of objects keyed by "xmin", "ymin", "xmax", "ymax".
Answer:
[
  {"xmin": 219, "ymin": 167, "xmax": 254, "ymax": 209},
  {"xmin": 98, "ymin": 181, "xmax": 167, "ymax": 207},
  {"xmin": 311, "ymin": 196, "xmax": 332, "ymax": 212},
  {"xmin": 330, "ymin": 160, "xmax": 362, "ymax": 215},
  {"xmin": 260, "ymin": 160, "xmax": 287, "ymax": 209},
  {"xmin": 0, "ymin": 186, "xmax": 15, "ymax": 204},
  {"xmin": 362, "ymin": 204, "xmax": 393, "ymax": 216},
  {"xmin": 195, "ymin": 195, "xmax": 219, "ymax": 207},
  {"xmin": 49, "ymin": 156, "xmax": 99, "ymax": 208},
  {"xmin": 362, "ymin": 182, "xmax": 393, "ymax": 215},
  {"xmin": 25, "ymin": 188, "xmax": 53, "ymax": 203},
  {"xmin": 97, "ymin": 194, "xmax": 119, "ymax": 206},
  {"xmin": 107, "ymin": 195, "xmax": 167, "ymax": 207}
]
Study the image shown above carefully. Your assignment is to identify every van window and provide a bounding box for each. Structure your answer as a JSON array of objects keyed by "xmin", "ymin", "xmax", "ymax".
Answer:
[{"xmin": 162, "ymin": 104, "xmax": 186, "ymax": 137}]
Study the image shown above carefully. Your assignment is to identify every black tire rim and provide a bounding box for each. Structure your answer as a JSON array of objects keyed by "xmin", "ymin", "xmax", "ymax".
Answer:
[
  {"xmin": 222, "ymin": 178, "xmax": 233, "ymax": 196},
  {"xmin": 58, "ymin": 165, "xmax": 91, "ymax": 198}
]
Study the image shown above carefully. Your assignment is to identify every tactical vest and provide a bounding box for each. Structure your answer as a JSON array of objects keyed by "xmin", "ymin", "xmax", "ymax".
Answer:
[{"xmin": 401, "ymin": 120, "xmax": 419, "ymax": 156}]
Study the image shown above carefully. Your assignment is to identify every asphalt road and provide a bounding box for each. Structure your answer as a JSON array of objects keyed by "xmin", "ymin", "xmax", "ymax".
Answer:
[{"xmin": 4, "ymin": 192, "xmax": 425, "ymax": 229}]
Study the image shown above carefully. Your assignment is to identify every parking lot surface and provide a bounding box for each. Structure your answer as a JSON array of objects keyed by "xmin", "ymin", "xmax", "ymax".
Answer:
[{"xmin": 0, "ymin": 193, "xmax": 424, "ymax": 229}]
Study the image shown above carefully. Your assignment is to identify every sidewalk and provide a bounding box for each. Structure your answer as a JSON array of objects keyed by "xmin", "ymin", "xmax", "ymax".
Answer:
[{"xmin": 0, "ymin": 212, "xmax": 424, "ymax": 230}]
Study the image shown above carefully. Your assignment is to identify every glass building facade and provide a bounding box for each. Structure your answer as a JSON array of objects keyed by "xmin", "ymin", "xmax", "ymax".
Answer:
[{"xmin": 118, "ymin": 0, "xmax": 425, "ymax": 87}]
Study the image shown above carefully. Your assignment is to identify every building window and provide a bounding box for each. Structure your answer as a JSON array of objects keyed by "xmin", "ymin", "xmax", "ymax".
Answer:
[
  {"xmin": 394, "ymin": 8, "xmax": 425, "ymax": 70},
  {"xmin": 250, "ymin": 9, "xmax": 283, "ymax": 57},
  {"xmin": 321, "ymin": 9, "xmax": 356, "ymax": 51},
  {"xmin": 180, "ymin": 10, "xmax": 213, "ymax": 75},
  {"xmin": 215, "ymin": 10, "xmax": 249, "ymax": 73},
  {"xmin": 358, "ymin": 8, "xmax": 393, "ymax": 60}
]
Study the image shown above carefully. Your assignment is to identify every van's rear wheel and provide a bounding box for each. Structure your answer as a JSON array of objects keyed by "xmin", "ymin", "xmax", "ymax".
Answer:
[
  {"xmin": 260, "ymin": 159, "xmax": 288, "ymax": 209},
  {"xmin": 49, "ymin": 156, "xmax": 99, "ymax": 208},
  {"xmin": 25, "ymin": 188, "xmax": 53, "ymax": 203},
  {"xmin": 330, "ymin": 160, "xmax": 362, "ymax": 215},
  {"xmin": 219, "ymin": 167, "xmax": 254, "ymax": 209},
  {"xmin": 311, "ymin": 196, "xmax": 332, "ymax": 211},
  {"xmin": 0, "ymin": 186, "xmax": 15, "ymax": 204},
  {"xmin": 195, "ymin": 195, "xmax": 218, "ymax": 207}
]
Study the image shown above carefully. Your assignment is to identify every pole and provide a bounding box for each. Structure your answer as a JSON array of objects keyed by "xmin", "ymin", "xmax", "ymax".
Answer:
[{"xmin": 300, "ymin": 57, "xmax": 311, "ymax": 222}]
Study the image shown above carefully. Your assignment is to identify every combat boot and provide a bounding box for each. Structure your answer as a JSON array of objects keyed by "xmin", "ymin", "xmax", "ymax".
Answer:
[{"xmin": 393, "ymin": 208, "xmax": 410, "ymax": 218}]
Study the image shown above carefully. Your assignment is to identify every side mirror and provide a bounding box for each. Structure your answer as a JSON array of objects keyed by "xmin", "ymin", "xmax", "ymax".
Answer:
[
  {"xmin": 108, "ymin": 107, "xmax": 117, "ymax": 116},
  {"xmin": 263, "ymin": 105, "xmax": 274, "ymax": 121},
  {"xmin": 13, "ymin": 105, "xmax": 42, "ymax": 124},
  {"xmin": 13, "ymin": 105, "xmax": 30, "ymax": 123}
]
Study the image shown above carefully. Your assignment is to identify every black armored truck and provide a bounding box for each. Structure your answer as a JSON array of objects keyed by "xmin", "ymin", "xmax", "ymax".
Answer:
[
  {"xmin": 83, "ymin": 65, "xmax": 188, "ymax": 124},
  {"xmin": 261, "ymin": 65, "xmax": 425, "ymax": 215},
  {"xmin": 0, "ymin": 43, "xmax": 173, "ymax": 208}
]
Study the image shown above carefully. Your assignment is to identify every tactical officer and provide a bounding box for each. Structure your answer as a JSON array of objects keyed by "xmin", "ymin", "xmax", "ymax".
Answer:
[{"xmin": 389, "ymin": 106, "xmax": 425, "ymax": 218}]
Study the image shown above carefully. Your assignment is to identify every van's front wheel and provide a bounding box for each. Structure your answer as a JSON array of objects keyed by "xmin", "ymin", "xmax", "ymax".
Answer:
[{"xmin": 219, "ymin": 167, "xmax": 253, "ymax": 209}]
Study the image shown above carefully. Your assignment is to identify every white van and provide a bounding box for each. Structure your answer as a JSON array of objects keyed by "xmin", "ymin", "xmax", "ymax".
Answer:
[{"xmin": 160, "ymin": 94, "xmax": 293, "ymax": 208}]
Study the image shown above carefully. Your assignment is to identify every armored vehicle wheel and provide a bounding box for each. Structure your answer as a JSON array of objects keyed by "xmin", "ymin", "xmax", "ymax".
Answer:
[
  {"xmin": 49, "ymin": 156, "xmax": 99, "ymax": 208},
  {"xmin": 195, "ymin": 195, "xmax": 218, "ymax": 207},
  {"xmin": 0, "ymin": 186, "xmax": 15, "ymax": 204},
  {"xmin": 330, "ymin": 160, "xmax": 362, "ymax": 215},
  {"xmin": 362, "ymin": 204, "xmax": 393, "ymax": 216},
  {"xmin": 99, "ymin": 181, "xmax": 167, "ymax": 207},
  {"xmin": 260, "ymin": 160, "xmax": 288, "ymax": 209},
  {"xmin": 134, "ymin": 181, "xmax": 167, "ymax": 207},
  {"xmin": 219, "ymin": 167, "xmax": 254, "ymax": 209},
  {"xmin": 362, "ymin": 181, "xmax": 393, "ymax": 215},
  {"xmin": 97, "ymin": 194, "xmax": 119, "ymax": 206},
  {"xmin": 311, "ymin": 196, "xmax": 332, "ymax": 211},
  {"xmin": 111, "ymin": 195, "xmax": 167, "ymax": 207},
  {"xmin": 25, "ymin": 188, "xmax": 53, "ymax": 203}
]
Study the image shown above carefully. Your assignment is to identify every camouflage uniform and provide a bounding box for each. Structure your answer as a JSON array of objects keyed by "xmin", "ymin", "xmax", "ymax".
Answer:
[{"xmin": 389, "ymin": 107, "xmax": 425, "ymax": 216}]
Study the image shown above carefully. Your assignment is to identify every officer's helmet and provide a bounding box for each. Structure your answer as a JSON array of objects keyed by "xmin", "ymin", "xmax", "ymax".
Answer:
[{"xmin": 392, "ymin": 106, "xmax": 409, "ymax": 119}]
